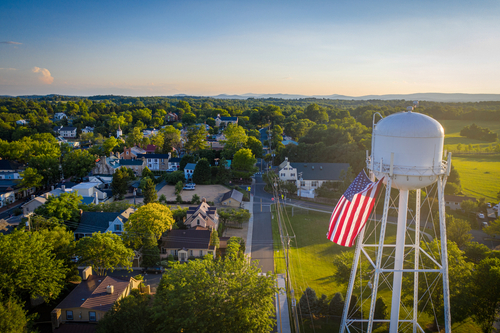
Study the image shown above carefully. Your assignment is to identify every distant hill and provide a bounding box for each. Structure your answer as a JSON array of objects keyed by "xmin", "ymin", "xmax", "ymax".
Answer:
[
  {"xmin": 214, "ymin": 93, "xmax": 500, "ymax": 102},
  {"xmin": 2, "ymin": 92, "xmax": 500, "ymax": 103}
]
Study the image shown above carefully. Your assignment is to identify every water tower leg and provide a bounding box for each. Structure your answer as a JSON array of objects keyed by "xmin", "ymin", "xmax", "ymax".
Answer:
[
  {"xmin": 389, "ymin": 189, "xmax": 409, "ymax": 333},
  {"xmin": 438, "ymin": 176, "xmax": 452, "ymax": 333}
]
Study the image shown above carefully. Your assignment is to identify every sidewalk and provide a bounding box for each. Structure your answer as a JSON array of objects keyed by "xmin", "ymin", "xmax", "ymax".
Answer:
[{"xmin": 276, "ymin": 274, "xmax": 291, "ymax": 333}]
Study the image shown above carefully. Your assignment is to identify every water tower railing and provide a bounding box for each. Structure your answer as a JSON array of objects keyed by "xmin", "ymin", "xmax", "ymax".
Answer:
[{"xmin": 368, "ymin": 161, "xmax": 447, "ymax": 177}]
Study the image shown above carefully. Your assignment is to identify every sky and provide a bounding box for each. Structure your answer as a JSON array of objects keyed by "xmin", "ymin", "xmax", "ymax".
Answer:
[{"xmin": 1, "ymin": 0, "xmax": 500, "ymax": 97}]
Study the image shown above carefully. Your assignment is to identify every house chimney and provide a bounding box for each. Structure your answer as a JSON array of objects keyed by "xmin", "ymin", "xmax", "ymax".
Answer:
[
  {"xmin": 61, "ymin": 185, "xmax": 66, "ymax": 191},
  {"xmin": 94, "ymin": 191, "xmax": 99, "ymax": 205},
  {"xmin": 202, "ymin": 197, "xmax": 207, "ymax": 203},
  {"xmin": 51, "ymin": 185, "xmax": 55, "ymax": 191},
  {"xmin": 106, "ymin": 285, "xmax": 114, "ymax": 294},
  {"xmin": 82, "ymin": 266, "xmax": 92, "ymax": 280}
]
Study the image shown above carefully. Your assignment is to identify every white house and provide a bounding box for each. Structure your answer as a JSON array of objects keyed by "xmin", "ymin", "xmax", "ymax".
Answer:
[
  {"xmin": 0, "ymin": 172, "xmax": 21, "ymax": 180},
  {"xmin": 215, "ymin": 115, "xmax": 238, "ymax": 128},
  {"xmin": 54, "ymin": 126, "xmax": 77, "ymax": 138},
  {"xmin": 81, "ymin": 126, "xmax": 94, "ymax": 134},
  {"xmin": 168, "ymin": 158, "xmax": 181, "ymax": 170},
  {"xmin": 16, "ymin": 119, "xmax": 28, "ymax": 125},
  {"xmin": 54, "ymin": 113, "xmax": 67, "ymax": 121},
  {"xmin": 278, "ymin": 157, "xmax": 349, "ymax": 198},
  {"xmin": 184, "ymin": 163, "xmax": 197, "ymax": 182},
  {"xmin": 136, "ymin": 153, "xmax": 171, "ymax": 171}
]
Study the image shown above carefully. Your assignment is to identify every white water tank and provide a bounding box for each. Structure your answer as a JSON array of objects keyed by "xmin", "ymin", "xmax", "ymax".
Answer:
[{"xmin": 369, "ymin": 111, "xmax": 446, "ymax": 190}]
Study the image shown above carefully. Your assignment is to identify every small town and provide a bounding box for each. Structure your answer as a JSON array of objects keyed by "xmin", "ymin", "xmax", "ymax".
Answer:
[{"xmin": 2, "ymin": 1, "xmax": 500, "ymax": 333}]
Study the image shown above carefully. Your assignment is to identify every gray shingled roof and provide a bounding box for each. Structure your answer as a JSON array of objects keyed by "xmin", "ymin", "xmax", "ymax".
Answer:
[
  {"xmin": 291, "ymin": 163, "xmax": 349, "ymax": 181},
  {"xmin": 162, "ymin": 228, "xmax": 212, "ymax": 249},
  {"xmin": 221, "ymin": 189, "xmax": 243, "ymax": 203}
]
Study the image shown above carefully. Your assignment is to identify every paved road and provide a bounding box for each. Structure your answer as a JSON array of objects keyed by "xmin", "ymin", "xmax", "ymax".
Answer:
[{"xmin": 251, "ymin": 174, "xmax": 275, "ymax": 274}]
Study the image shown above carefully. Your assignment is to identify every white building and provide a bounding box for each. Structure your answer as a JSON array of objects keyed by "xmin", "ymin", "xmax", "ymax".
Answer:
[
  {"xmin": 54, "ymin": 113, "xmax": 68, "ymax": 121},
  {"xmin": 278, "ymin": 157, "xmax": 349, "ymax": 198},
  {"xmin": 81, "ymin": 126, "xmax": 94, "ymax": 134}
]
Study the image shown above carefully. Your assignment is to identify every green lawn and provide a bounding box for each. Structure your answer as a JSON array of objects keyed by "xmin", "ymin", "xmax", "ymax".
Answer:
[
  {"xmin": 271, "ymin": 206, "xmax": 482, "ymax": 332},
  {"xmin": 452, "ymin": 154, "xmax": 500, "ymax": 201},
  {"xmin": 440, "ymin": 119, "xmax": 500, "ymax": 151}
]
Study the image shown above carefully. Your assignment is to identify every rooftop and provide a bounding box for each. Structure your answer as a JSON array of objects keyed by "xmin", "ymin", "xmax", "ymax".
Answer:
[
  {"xmin": 290, "ymin": 162, "xmax": 350, "ymax": 181},
  {"xmin": 221, "ymin": 189, "xmax": 243, "ymax": 203},
  {"xmin": 162, "ymin": 228, "xmax": 213, "ymax": 249}
]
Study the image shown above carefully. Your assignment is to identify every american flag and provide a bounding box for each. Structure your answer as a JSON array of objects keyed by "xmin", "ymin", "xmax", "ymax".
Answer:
[{"xmin": 327, "ymin": 171, "xmax": 384, "ymax": 247}]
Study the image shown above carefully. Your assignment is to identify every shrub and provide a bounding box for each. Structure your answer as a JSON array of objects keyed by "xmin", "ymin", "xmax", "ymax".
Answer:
[
  {"xmin": 191, "ymin": 194, "xmax": 201, "ymax": 204},
  {"xmin": 69, "ymin": 275, "xmax": 82, "ymax": 283},
  {"xmin": 159, "ymin": 194, "xmax": 167, "ymax": 203},
  {"xmin": 176, "ymin": 194, "xmax": 183, "ymax": 203},
  {"xmin": 175, "ymin": 181, "xmax": 183, "ymax": 195}
]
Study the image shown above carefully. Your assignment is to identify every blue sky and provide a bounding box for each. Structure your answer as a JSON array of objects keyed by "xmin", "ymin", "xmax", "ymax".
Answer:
[{"xmin": 1, "ymin": 0, "xmax": 500, "ymax": 96}]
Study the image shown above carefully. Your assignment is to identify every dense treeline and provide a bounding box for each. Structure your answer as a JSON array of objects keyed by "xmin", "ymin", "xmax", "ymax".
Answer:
[{"xmin": 460, "ymin": 123, "xmax": 498, "ymax": 142}]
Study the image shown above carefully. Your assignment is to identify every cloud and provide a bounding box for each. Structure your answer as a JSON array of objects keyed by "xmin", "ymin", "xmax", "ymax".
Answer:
[
  {"xmin": 32, "ymin": 67, "xmax": 54, "ymax": 84},
  {"xmin": 1, "ymin": 41, "xmax": 22, "ymax": 45}
]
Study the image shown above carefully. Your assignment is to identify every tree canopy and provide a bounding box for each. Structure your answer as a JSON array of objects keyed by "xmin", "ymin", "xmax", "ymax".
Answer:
[{"xmin": 35, "ymin": 191, "xmax": 83, "ymax": 222}]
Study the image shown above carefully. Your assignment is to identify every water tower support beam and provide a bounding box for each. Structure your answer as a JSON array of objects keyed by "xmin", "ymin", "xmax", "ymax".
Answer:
[
  {"xmin": 413, "ymin": 189, "xmax": 421, "ymax": 333},
  {"xmin": 389, "ymin": 189, "xmax": 409, "ymax": 333},
  {"xmin": 438, "ymin": 175, "xmax": 451, "ymax": 333},
  {"xmin": 366, "ymin": 177, "xmax": 392, "ymax": 332}
]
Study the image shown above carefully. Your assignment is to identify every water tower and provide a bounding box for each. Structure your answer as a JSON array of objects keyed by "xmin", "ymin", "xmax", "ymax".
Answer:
[{"xmin": 340, "ymin": 110, "xmax": 452, "ymax": 333}]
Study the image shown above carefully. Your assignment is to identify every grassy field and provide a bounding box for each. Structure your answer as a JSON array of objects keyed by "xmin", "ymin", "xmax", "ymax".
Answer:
[
  {"xmin": 437, "ymin": 119, "xmax": 500, "ymax": 201},
  {"xmin": 271, "ymin": 206, "xmax": 482, "ymax": 333},
  {"xmin": 439, "ymin": 119, "xmax": 500, "ymax": 150}
]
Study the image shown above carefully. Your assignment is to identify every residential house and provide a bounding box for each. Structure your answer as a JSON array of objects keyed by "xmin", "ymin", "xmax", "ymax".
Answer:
[
  {"xmin": 54, "ymin": 112, "xmax": 68, "ymax": 121},
  {"xmin": 144, "ymin": 144, "xmax": 157, "ymax": 154},
  {"xmin": 160, "ymin": 227, "xmax": 216, "ymax": 261},
  {"xmin": 136, "ymin": 153, "xmax": 171, "ymax": 171},
  {"xmin": 184, "ymin": 200, "xmax": 219, "ymax": 230},
  {"xmin": 16, "ymin": 119, "xmax": 28, "ymax": 125},
  {"xmin": 22, "ymin": 196, "xmax": 47, "ymax": 216},
  {"xmin": 184, "ymin": 163, "xmax": 197, "ymax": 182},
  {"xmin": 282, "ymin": 139, "xmax": 298, "ymax": 146},
  {"xmin": 74, "ymin": 208, "xmax": 135, "ymax": 239},
  {"xmin": 278, "ymin": 157, "xmax": 349, "ymax": 198},
  {"xmin": 168, "ymin": 158, "xmax": 181, "ymax": 170},
  {"xmin": 71, "ymin": 182, "xmax": 108, "ymax": 205},
  {"xmin": 215, "ymin": 115, "xmax": 238, "ymax": 128},
  {"xmin": 120, "ymin": 146, "xmax": 147, "ymax": 160},
  {"xmin": 51, "ymin": 267, "xmax": 142, "ymax": 332},
  {"xmin": 142, "ymin": 128, "xmax": 159, "ymax": 138},
  {"xmin": 54, "ymin": 126, "xmax": 77, "ymax": 138},
  {"xmin": 445, "ymin": 195, "xmax": 477, "ymax": 211},
  {"xmin": 207, "ymin": 139, "xmax": 224, "ymax": 150},
  {"xmin": 81, "ymin": 126, "xmax": 94, "ymax": 134},
  {"xmin": 92, "ymin": 154, "xmax": 146, "ymax": 176},
  {"xmin": 0, "ymin": 183, "xmax": 15, "ymax": 208},
  {"xmin": 0, "ymin": 171, "xmax": 21, "ymax": 180},
  {"xmin": 165, "ymin": 112, "xmax": 179, "ymax": 122},
  {"xmin": 220, "ymin": 189, "xmax": 243, "ymax": 208},
  {"xmin": 0, "ymin": 160, "xmax": 23, "ymax": 172}
]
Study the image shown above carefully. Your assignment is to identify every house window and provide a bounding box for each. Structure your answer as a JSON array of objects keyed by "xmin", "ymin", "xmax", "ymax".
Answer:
[
  {"xmin": 197, "ymin": 219, "xmax": 200, "ymax": 225},
  {"xmin": 312, "ymin": 181, "xmax": 318, "ymax": 187},
  {"xmin": 190, "ymin": 250, "xmax": 193, "ymax": 256},
  {"xmin": 66, "ymin": 310, "xmax": 73, "ymax": 320},
  {"xmin": 114, "ymin": 224, "xmax": 122, "ymax": 231},
  {"xmin": 281, "ymin": 173, "xmax": 285, "ymax": 177},
  {"xmin": 126, "ymin": 151, "xmax": 129, "ymax": 155},
  {"xmin": 161, "ymin": 248, "xmax": 166, "ymax": 254},
  {"xmin": 89, "ymin": 311, "xmax": 96, "ymax": 322},
  {"xmin": 300, "ymin": 181, "xmax": 305, "ymax": 187},
  {"xmin": 199, "ymin": 250, "xmax": 203, "ymax": 256},
  {"xmin": 291, "ymin": 173, "xmax": 295, "ymax": 177}
]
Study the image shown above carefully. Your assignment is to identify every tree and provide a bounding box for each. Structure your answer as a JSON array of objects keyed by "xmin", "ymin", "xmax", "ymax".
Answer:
[
  {"xmin": 35, "ymin": 191, "xmax": 83, "ymax": 222},
  {"xmin": 184, "ymin": 125, "xmax": 208, "ymax": 153},
  {"xmin": 0, "ymin": 230, "xmax": 67, "ymax": 300},
  {"xmin": 305, "ymin": 103, "xmax": 329, "ymax": 123},
  {"xmin": 374, "ymin": 297, "xmax": 388, "ymax": 326},
  {"xmin": 165, "ymin": 170, "xmax": 185, "ymax": 184},
  {"xmin": 0, "ymin": 298, "xmax": 30, "ymax": 333},
  {"xmin": 332, "ymin": 251, "xmax": 370, "ymax": 286},
  {"xmin": 103, "ymin": 136, "xmax": 119, "ymax": 155},
  {"xmin": 298, "ymin": 287, "xmax": 319, "ymax": 315},
  {"xmin": 216, "ymin": 158, "xmax": 231, "ymax": 184},
  {"xmin": 96, "ymin": 290, "xmax": 155, "ymax": 333},
  {"xmin": 62, "ymin": 149, "xmax": 96, "ymax": 180},
  {"xmin": 18, "ymin": 167, "xmax": 43, "ymax": 191},
  {"xmin": 463, "ymin": 242, "xmax": 490, "ymax": 264},
  {"xmin": 484, "ymin": 217, "xmax": 500, "ymax": 237},
  {"xmin": 210, "ymin": 229, "xmax": 220, "ymax": 248},
  {"xmin": 123, "ymin": 203, "xmax": 174, "ymax": 249},
  {"xmin": 81, "ymin": 201, "xmax": 133, "ymax": 212},
  {"xmin": 232, "ymin": 148, "xmax": 257, "ymax": 179},
  {"xmin": 180, "ymin": 154, "xmax": 196, "ymax": 171},
  {"xmin": 125, "ymin": 127, "xmax": 143, "ymax": 147},
  {"xmin": 328, "ymin": 292, "xmax": 344, "ymax": 320},
  {"xmin": 447, "ymin": 216, "xmax": 472, "ymax": 248},
  {"xmin": 192, "ymin": 158, "xmax": 211, "ymax": 184},
  {"xmin": 159, "ymin": 125, "xmax": 181, "ymax": 154},
  {"xmin": 469, "ymin": 258, "xmax": 500, "ymax": 333},
  {"xmin": 191, "ymin": 194, "xmax": 201, "ymax": 204},
  {"xmin": 111, "ymin": 167, "xmax": 129, "ymax": 200},
  {"xmin": 153, "ymin": 254, "xmax": 278, "ymax": 332},
  {"xmin": 245, "ymin": 135, "xmax": 263, "ymax": 158},
  {"xmin": 222, "ymin": 124, "xmax": 248, "ymax": 159},
  {"xmin": 76, "ymin": 231, "xmax": 134, "ymax": 276},
  {"xmin": 141, "ymin": 166, "xmax": 154, "ymax": 180},
  {"xmin": 29, "ymin": 154, "xmax": 60, "ymax": 185},
  {"xmin": 461, "ymin": 199, "xmax": 478, "ymax": 218},
  {"xmin": 142, "ymin": 178, "xmax": 158, "ymax": 205},
  {"xmin": 141, "ymin": 244, "xmax": 160, "ymax": 267}
]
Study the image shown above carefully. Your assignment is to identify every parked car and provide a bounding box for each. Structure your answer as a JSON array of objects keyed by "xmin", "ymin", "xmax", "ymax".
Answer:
[
  {"xmin": 482, "ymin": 221, "xmax": 488, "ymax": 228},
  {"xmin": 487, "ymin": 203, "xmax": 491, "ymax": 208},
  {"xmin": 478, "ymin": 213, "xmax": 485, "ymax": 219},
  {"xmin": 183, "ymin": 183, "xmax": 196, "ymax": 190},
  {"xmin": 144, "ymin": 266, "xmax": 165, "ymax": 274}
]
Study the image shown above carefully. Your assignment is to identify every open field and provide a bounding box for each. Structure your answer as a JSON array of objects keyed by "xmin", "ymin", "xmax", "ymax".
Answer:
[
  {"xmin": 271, "ymin": 206, "xmax": 482, "ymax": 332},
  {"xmin": 440, "ymin": 119, "xmax": 500, "ymax": 150},
  {"xmin": 451, "ymin": 154, "xmax": 500, "ymax": 201}
]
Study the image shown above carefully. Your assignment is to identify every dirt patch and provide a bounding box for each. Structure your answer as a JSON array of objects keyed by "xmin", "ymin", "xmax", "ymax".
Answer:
[{"xmin": 156, "ymin": 184, "xmax": 230, "ymax": 204}]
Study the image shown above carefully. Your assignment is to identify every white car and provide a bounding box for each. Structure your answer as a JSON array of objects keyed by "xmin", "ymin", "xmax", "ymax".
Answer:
[{"xmin": 478, "ymin": 213, "xmax": 485, "ymax": 219}]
